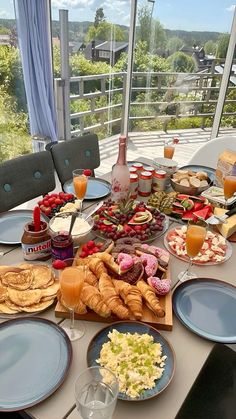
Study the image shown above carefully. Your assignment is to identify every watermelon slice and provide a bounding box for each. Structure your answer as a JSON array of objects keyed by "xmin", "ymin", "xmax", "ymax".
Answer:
[
  {"xmin": 182, "ymin": 210, "xmax": 196, "ymax": 221},
  {"xmin": 193, "ymin": 207, "xmax": 210, "ymax": 220},
  {"xmin": 193, "ymin": 202, "xmax": 204, "ymax": 211},
  {"xmin": 176, "ymin": 194, "xmax": 190, "ymax": 201}
]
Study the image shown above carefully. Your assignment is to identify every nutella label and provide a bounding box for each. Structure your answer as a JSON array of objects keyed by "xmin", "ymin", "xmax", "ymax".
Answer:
[{"xmin": 21, "ymin": 239, "xmax": 51, "ymax": 261}]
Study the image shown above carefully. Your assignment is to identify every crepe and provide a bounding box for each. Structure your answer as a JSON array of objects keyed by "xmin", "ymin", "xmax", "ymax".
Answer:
[
  {"xmin": 1, "ymin": 269, "xmax": 33, "ymax": 290},
  {"xmin": 8, "ymin": 288, "xmax": 42, "ymax": 307},
  {"xmin": 22, "ymin": 299, "xmax": 55, "ymax": 313}
]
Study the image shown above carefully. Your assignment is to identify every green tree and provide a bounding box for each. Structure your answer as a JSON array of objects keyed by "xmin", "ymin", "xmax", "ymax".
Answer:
[
  {"xmin": 152, "ymin": 19, "xmax": 167, "ymax": 51},
  {"xmin": 137, "ymin": 6, "xmax": 166, "ymax": 51},
  {"xmin": 216, "ymin": 34, "xmax": 230, "ymax": 58},
  {"xmin": 0, "ymin": 26, "xmax": 10, "ymax": 34},
  {"xmin": 94, "ymin": 7, "xmax": 105, "ymax": 28},
  {"xmin": 167, "ymin": 51, "xmax": 196, "ymax": 72},
  {"xmin": 86, "ymin": 21, "xmax": 125, "ymax": 42},
  {"xmin": 167, "ymin": 37, "xmax": 183, "ymax": 55},
  {"xmin": 204, "ymin": 40, "xmax": 217, "ymax": 55}
]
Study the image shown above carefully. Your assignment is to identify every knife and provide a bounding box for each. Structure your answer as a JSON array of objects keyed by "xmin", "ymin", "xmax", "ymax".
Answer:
[
  {"xmin": 84, "ymin": 201, "xmax": 104, "ymax": 220},
  {"xmin": 206, "ymin": 206, "xmax": 236, "ymax": 225}
]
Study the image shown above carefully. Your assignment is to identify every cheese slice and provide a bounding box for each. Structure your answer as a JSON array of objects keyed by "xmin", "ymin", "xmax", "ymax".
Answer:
[{"xmin": 214, "ymin": 207, "xmax": 236, "ymax": 238}]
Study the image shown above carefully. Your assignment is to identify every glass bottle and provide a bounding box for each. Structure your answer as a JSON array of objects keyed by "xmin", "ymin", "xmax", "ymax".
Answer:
[{"xmin": 111, "ymin": 135, "xmax": 130, "ymax": 202}]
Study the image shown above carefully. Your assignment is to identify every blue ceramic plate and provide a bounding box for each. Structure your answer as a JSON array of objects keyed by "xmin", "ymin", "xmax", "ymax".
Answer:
[
  {"xmin": 173, "ymin": 278, "xmax": 236, "ymax": 343},
  {"xmin": 0, "ymin": 210, "xmax": 49, "ymax": 245},
  {"xmin": 63, "ymin": 178, "xmax": 111, "ymax": 200},
  {"xmin": 87, "ymin": 321, "xmax": 175, "ymax": 401},
  {"xmin": 0, "ymin": 317, "xmax": 72, "ymax": 411}
]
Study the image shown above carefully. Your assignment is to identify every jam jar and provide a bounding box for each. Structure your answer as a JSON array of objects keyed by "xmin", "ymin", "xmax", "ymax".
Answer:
[
  {"xmin": 21, "ymin": 221, "xmax": 51, "ymax": 261},
  {"xmin": 51, "ymin": 232, "xmax": 74, "ymax": 261}
]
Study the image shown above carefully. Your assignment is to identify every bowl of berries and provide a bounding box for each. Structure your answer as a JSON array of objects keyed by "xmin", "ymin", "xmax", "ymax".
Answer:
[
  {"xmin": 92, "ymin": 198, "xmax": 169, "ymax": 242},
  {"xmin": 37, "ymin": 192, "xmax": 76, "ymax": 218}
]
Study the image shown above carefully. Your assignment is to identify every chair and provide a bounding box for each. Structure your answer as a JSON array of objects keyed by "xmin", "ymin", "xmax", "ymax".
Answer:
[
  {"xmin": 188, "ymin": 135, "xmax": 236, "ymax": 168},
  {"xmin": 50, "ymin": 133, "xmax": 100, "ymax": 190},
  {"xmin": 0, "ymin": 151, "xmax": 56, "ymax": 212}
]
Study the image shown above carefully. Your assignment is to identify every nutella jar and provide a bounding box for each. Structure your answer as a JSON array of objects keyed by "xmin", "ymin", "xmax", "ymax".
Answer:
[
  {"xmin": 21, "ymin": 221, "xmax": 51, "ymax": 261},
  {"xmin": 138, "ymin": 171, "xmax": 152, "ymax": 197},
  {"xmin": 51, "ymin": 232, "xmax": 74, "ymax": 261}
]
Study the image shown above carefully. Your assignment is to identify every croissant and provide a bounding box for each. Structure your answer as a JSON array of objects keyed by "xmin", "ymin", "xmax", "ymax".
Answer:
[
  {"xmin": 92, "ymin": 253, "xmax": 120, "ymax": 274},
  {"xmin": 87, "ymin": 258, "xmax": 107, "ymax": 278},
  {"xmin": 136, "ymin": 280, "xmax": 165, "ymax": 318},
  {"xmin": 99, "ymin": 273, "xmax": 130, "ymax": 319},
  {"xmin": 113, "ymin": 279, "xmax": 143, "ymax": 320},
  {"xmin": 80, "ymin": 283, "xmax": 111, "ymax": 318}
]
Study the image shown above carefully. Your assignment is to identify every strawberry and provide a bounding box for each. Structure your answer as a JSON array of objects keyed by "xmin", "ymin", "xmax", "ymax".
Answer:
[
  {"xmin": 80, "ymin": 251, "xmax": 87, "ymax": 258},
  {"xmin": 83, "ymin": 169, "xmax": 92, "ymax": 176},
  {"xmin": 87, "ymin": 240, "xmax": 95, "ymax": 249},
  {"xmin": 52, "ymin": 260, "xmax": 67, "ymax": 269}
]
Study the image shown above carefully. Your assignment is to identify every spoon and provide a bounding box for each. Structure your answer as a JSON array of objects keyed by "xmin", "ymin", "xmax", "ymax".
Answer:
[{"xmin": 68, "ymin": 212, "xmax": 77, "ymax": 236}]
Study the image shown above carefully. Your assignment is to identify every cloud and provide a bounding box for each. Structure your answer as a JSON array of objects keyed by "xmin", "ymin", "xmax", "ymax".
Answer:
[
  {"xmin": 0, "ymin": 9, "xmax": 10, "ymax": 18},
  {"xmin": 226, "ymin": 4, "xmax": 236, "ymax": 12},
  {"xmin": 52, "ymin": 0, "xmax": 95, "ymax": 9}
]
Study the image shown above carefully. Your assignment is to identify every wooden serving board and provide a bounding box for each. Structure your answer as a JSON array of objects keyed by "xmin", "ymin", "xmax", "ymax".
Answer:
[{"xmin": 55, "ymin": 251, "xmax": 173, "ymax": 331}]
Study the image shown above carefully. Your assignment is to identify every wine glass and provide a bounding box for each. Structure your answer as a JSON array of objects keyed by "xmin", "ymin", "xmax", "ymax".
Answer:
[
  {"xmin": 223, "ymin": 175, "xmax": 236, "ymax": 207},
  {"xmin": 75, "ymin": 366, "xmax": 119, "ymax": 419},
  {"xmin": 73, "ymin": 169, "xmax": 89, "ymax": 215},
  {"xmin": 59, "ymin": 258, "xmax": 87, "ymax": 341},
  {"xmin": 178, "ymin": 219, "xmax": 207, "ymax": 282}
]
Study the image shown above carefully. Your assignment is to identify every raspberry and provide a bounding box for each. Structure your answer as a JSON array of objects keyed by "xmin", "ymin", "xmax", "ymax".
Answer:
[
  {"xmin": 83, "ymin": 169, "xmax": 92, "ymax": 176},
  {"xmin": 52, "ymin": 260, "xmax": 67, "ymax": 269}
]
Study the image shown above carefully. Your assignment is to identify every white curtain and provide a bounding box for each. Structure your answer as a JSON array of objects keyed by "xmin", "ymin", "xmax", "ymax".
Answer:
[{"xmin": 14, "ymin": 0, "xmax": 58, "ymax": 141}]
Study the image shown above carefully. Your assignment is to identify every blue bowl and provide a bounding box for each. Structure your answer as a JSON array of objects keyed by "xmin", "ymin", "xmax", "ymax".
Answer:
[{"xmin": 87, "ymin": 321, "xmax": 175, "ymax": 401}]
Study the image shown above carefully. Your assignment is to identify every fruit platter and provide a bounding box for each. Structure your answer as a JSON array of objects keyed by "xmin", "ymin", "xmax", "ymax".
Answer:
[
  {"xmin": 164, "ymin": 225, "xmax": 232, "ymax": 265},
  {"xmin": 37, "ymin": 192, "xmax": 76, "ymax": 218},
  {"xmin": 147, "ymin": 191, "xmax": 214, "ymax": 222},
  {"xmin": 92, "ymin": 198, "xmax": 169, "ymax": 242}
]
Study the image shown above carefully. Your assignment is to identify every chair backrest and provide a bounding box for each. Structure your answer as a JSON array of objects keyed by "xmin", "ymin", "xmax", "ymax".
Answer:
[
  {"xmin": 50, "ymin": 133, "xmax": 100, "ymax": 188},
  {"xmin": 188, "ymin": 135, "xmax": 236, "ymax": 168},
  {"xmin": 0, "ymin": 151, "xmax": 56, "ymax": 212}
]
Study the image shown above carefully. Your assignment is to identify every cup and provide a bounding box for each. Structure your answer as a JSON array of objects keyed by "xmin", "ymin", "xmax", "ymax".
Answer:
[{"xmin": 75, "ymin": 366, "xmax": 119, "ymax": 419}]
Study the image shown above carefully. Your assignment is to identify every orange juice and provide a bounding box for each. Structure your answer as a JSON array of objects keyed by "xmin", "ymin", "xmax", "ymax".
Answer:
[
  {"xmin": 73, "ymin": 175, "xmax": 87, "ymax": 199},
  {"xmin": 223, "ymin": 176, "xmax": 236, "ymax": 200},
  {"xmin": 186, "ymin": 225, "xmax": 206, "ymax": 258},
  {"xmin": 164, "ymin": 145, "xmax": 175, "ymax": 159},
  {"xmin": 60, "ymin": 267, "xmax": 84, "ymax": 309}
]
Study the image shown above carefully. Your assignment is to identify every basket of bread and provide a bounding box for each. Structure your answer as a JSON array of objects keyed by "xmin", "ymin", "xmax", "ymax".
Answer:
[
  {"xmin": 55, "ymin": 238, "xmax": 173, "ymax": 330},
  {"xmin": 170, "ymin": 169, "xmax": 211, "ymax": 195}
]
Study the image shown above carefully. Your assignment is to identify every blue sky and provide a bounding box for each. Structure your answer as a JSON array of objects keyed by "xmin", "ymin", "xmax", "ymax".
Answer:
[{"xmin": 0, "ymin": 0, "xmax": 235, "ymax": 33}]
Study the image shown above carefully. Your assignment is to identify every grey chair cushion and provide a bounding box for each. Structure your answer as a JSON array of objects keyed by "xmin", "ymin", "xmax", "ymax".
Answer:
[
  {"xmin": 51, "ymin": 134, "xmax": 100, "ymax": 188},
  {"xmin": 0, "ymin": 151, "xmax": 56, "ymax": 212}
]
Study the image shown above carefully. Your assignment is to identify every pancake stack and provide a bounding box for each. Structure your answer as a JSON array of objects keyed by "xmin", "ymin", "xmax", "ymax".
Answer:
[{"xmin": 0, "ymin": 264, "xmax": 59, "ymax": 314}]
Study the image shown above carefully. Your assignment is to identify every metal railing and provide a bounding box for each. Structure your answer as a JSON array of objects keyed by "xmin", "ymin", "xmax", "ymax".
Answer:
[{"xmin": 54, "ymin": 69, "xmax": 236, "ymax": 140}]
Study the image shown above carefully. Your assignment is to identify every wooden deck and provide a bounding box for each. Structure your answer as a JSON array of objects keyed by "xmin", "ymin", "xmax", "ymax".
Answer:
[{"xmin": 96, "ymin": 127, "xmax": 236, "ymax": 176}]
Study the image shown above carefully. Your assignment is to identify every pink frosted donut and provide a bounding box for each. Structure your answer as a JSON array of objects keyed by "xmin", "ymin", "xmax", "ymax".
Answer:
[
  {"xmin": 147, "ymin": 277, "xmax": 171, "ymax": 296},
  {"xmin": 140, "ymin": 254, "xmax": 158, "ymax": 277},
  {"xmin": 117, "ymin": 252, "xmax": 134, "ymax": 272}
]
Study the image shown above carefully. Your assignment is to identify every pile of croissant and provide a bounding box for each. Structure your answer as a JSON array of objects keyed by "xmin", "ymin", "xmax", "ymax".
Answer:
[{"xmin": 57, "ymin": 252, "xmax": 165, "ymax": 320}]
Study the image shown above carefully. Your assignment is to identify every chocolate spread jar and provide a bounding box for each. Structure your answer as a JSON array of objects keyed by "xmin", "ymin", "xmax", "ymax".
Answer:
[{"xmin": 21, "ymin": 221, "xmax": 51, "ymax": 261}]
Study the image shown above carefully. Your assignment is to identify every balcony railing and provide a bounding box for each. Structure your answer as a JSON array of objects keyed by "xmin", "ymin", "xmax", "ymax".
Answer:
[{"xmin": 54, "ymin": 69, "xmax": 236, "ymax": 140}]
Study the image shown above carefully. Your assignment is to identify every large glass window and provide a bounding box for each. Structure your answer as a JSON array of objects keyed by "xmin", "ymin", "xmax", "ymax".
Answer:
[{"xmin": 0, "ymin": 0, "xmax": 31, "ymax": 162}]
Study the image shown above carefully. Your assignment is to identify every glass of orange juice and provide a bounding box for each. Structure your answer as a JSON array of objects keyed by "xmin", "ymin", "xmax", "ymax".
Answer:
[
  {"xmin": 73, "ymin": 169, "xmax": 89, "ymax": 214},
  {"xmin": 59, "ymin": 259, "xmax": 87, "ymax": 341},
  {"xmin": 178, "ymin": 220, "xmax": 207, "ymax": 282},
  {"xmin": 164, "ymin": 137, "xmax": 179, "ymax": 159},
  {"xmin": 223, "ymin": 175, "xmax": 236, "ymax": 206}
]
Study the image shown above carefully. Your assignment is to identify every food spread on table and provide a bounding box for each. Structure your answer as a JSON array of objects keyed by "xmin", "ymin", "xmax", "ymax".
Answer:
[
  {"xmin": 147, "ymin": 191, "xmax": 214, "ymax": 221},
  {"xmin": 0, "ymin": 264, "xmax": 59, "ymax": 314},
  {"xmin": 166, "ymin": 225, "xmax": 228, "ymax": 263},
  {"xmin": 92, "ymin": 198, "xmax": 166, "ymax": 241},
  {"xmin": 96, "ymin": 329, "xmax": 167, "ymax": 399}
]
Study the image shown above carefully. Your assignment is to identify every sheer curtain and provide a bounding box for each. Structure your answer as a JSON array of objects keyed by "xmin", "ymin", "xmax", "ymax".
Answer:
[{"xmin": 14, "ymin": 0, "xmax": 58, "ymax": 142}]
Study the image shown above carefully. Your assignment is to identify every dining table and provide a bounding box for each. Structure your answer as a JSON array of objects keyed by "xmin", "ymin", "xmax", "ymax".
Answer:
[{"xmin": 0, "ymin": 157, "xmax": 235, "ymax": 419}]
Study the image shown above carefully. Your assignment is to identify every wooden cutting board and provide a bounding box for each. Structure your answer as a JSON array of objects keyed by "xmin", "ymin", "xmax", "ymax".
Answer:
[{"xmin": 55, "ymin": 255, "xmax": 173, "ymax": 331}]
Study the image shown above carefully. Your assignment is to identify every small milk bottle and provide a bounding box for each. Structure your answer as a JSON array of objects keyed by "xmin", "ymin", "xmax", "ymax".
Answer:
[{"xmin": 111, "ymin": 135, "xmax": 130, "ymax": 202}]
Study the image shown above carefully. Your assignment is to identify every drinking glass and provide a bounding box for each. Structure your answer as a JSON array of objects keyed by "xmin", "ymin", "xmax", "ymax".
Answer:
[
  {"xmin": 59, "ymin": 258, "xmax": 87, "ymax": 341},
  {"xmin": 75, "ymin": 366, "xmax": 119, "ymax": 419},
  {"xmin": 178, "ymin": 220, "xmax": 207, "ymax": 282},
  {"xmin": 223, "ymin": 175, "xmax": 236, "ymax": 207},
  {"xmin": 73, "ymin": 169, "xmax": 89, "ymax": 214},
  {"xmin": 164, "ymin": 139, "xmax": 175, "ymax": 159}
]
